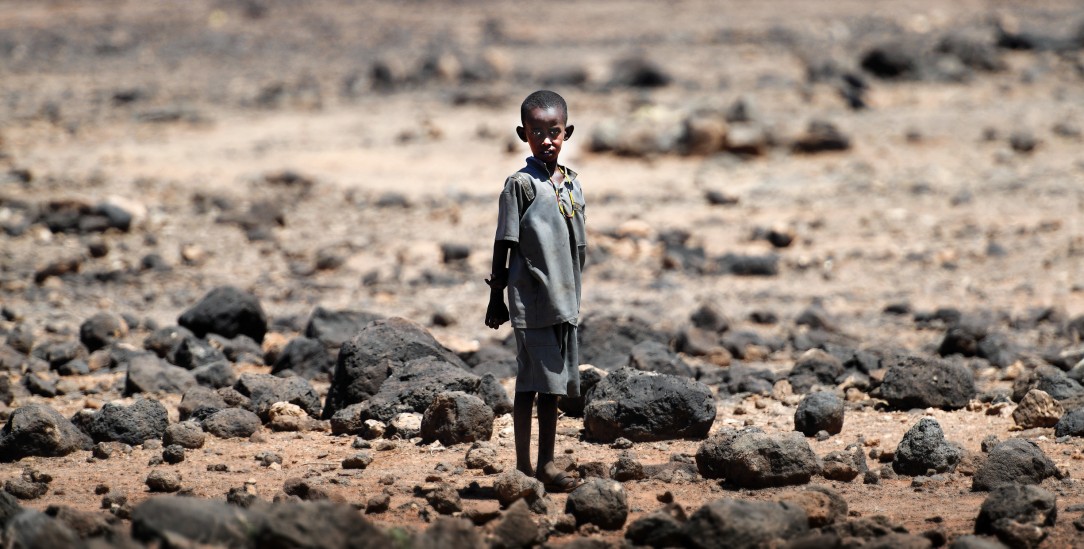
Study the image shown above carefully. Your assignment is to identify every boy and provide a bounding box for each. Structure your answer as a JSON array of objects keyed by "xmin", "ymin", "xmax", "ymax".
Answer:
[{"xmin": 485, "ymin": 90, "xmax": 586, "ymax": 493}]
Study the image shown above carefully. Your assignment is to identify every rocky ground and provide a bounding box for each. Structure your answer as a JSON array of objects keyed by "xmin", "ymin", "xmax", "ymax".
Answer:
[{"xmin": 2, "ymin": 0, "xmax": 1084, "ymax": 547}]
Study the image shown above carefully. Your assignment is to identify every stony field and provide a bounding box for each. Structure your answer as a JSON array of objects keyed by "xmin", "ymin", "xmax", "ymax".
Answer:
[{"xmin": 2, "ymin": 0, "xmax": 1084, "ymax": 547}]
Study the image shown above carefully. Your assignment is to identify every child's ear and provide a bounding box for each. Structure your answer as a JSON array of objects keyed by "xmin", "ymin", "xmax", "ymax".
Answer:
[
  {"xmin": 564, "ymin": 124, "xmax": 574, "ymax": 141},
  {"xmin": 516, "ymin": 126, "xmax": 527, "ymax": 142}
]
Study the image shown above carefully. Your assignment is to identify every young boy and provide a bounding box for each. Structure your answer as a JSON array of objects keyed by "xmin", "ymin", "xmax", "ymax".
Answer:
[{"xmin": 485, "ymin": 90, "xmax": 586, "ymax": 493}]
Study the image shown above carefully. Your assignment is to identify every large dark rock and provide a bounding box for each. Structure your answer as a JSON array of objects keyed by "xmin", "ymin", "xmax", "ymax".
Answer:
[
  {"xmin": 304, "ymin": 306, "xmax": 383, "ymax": 349},
  {"xmin": 565, "ymin": 479, "xmax": 628, "ymax": 530},
  {"xmin": 235, "ymin": 373, "xmax": 321, "ymax": 420},
  {"xmin": 628, "ymin": 340, "xmax": 696, "ymax": 378},
  {"xmin": 974, "ymin": 484, "xmax": 1056, "ymax": 548},
  {"xmin": 420, "ymin": 391, "xmax": 493, "ymax": 446},
  {"xmin": 178, "ymin": 286, "xmax": 268, "ymax": 343},
  {"xmin": 578, "ymin": 314, "xmax": 668, "ymax": 372},
  {"xmin": 143, "ymin": 326, "xmax": 196, "ymax": 362},
  {"xmin": 787, "ymin": 349, "xmax": 844, "ymax": 393},
  {"xmin": 79, "ymin": 312, "xmax": 128, "ymax": 352},
  {"xmin": 248, "ymin": 501, "xmax": 392, "ymax": 549},
  {"xmin": 683, "ymin": 498, "xmax": 809, "ymax": 549},
  {"xmin": 418, "ymin": 517, "xmax": 484, "ymax": 549},
  {"xmin": 624, "ymin": 503, "xmax": 689, "ymax": 548},
  {"xmin": 177, "ymin": 386, "xmax": 228, "ymax": 421},
  {"xmin": 695, "ymin": 428, "xmax": 821, "ymax": 488},
  {"xmin": 131, "ymin": 496, "xmax": 251, "ymax": 547},
  {"xmin": 876, "ymin": 354, "xmax": 975, "ymax": 410},
  {"xmin": 170, "ymin": 336, "xmax": 226, "ymax": 370},
  {"xmin": 123, "ymin": 353, "xmax": 198, "ymax": 396},
  {"xmin": 330, "ymin": 357, "xmax": 484, "ymax": 426},
  {"xmin": 1013, "ymin": 365, "xmax": 1084, "ymax": 402},
  {"xmin": 272, "ymin": 337, "xmax": 334, "ymax": 380},
  {"xmin": 860, "ymin": 41, "xmax": 922, "ymax": 79},
  {"xmin": 558, "ymin": 365, "xmax": 605, "ymax": 417},
  {"xmin": 3, "ymin": 510, "xmax": 79, "ymax": 549},
  {"xmin": 584, "ymin": 367, "xmax": 715, "ymax": 442},
  {"xmin": 83, "ymin": 398, "xmax": 168, "ymax": 445},
  {"xmin": 1054, "ymin": 408, "xmax": 1084, "ymax": 437},
  {"xmin": 794, "ymin": 392, "xmax": 844, "ymax": 436},
  {"xmin": 0, "ymin": 405, "xmax": 92, "ymax": 461},
  {"xmin": 322, "ymin": 317, "xmax": 467, "ymax": 418},
  {"xmin": 939, "ymin": 316, "xmax": 1018, "ymax": 368},
  {"xmin": 202, "ymin": 408, "xmax": 262, "ymax": 439},
  {"xmin": 491, "ymin": 500, "xmax": 542, "ymax": 548},
  {"xmin": 0, "ymin": 491, "xmax": 22, "ymax": 529},
  {"xmin": 192, "ymin": 360, "xmax": 237, "ymax": 389},
  {"xmin": 972, "ymin": 438, "xmax": 1060, "ymax": 491},
  {"xmin": 893, "ymin": 418, "xmax": 961, "ymax": 476}
]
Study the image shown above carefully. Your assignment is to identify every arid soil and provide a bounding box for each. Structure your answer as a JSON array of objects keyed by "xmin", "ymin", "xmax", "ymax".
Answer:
[{"xmin": 2, "ymin": 0, "xmax": 1084, "ymax": 546}]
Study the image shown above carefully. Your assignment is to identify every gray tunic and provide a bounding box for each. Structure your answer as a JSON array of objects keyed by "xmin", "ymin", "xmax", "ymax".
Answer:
[{"xmin": 494, "ymin": 157, "xmax": 587, "ymax": 329}]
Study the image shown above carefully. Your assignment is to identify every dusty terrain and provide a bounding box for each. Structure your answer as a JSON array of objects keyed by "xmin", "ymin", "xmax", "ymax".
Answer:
[{"xmin": 2, "ymin": 0, "xmax": 1084, "ymax": 546}]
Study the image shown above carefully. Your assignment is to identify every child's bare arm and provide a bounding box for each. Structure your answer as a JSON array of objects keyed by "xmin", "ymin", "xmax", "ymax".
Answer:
[{"xmin": 484, "ymin": 240, "xmax": 513, "ymax": 329}]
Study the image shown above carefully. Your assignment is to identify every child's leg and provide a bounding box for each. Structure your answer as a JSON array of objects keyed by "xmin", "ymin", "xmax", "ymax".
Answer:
[
  {"xmin": 535, "ymin": 393, "xmax": 559, "ymax": 479},
  {"xmin": 513, "ymin": 391, "xmax": 536, "ymax": 475}
]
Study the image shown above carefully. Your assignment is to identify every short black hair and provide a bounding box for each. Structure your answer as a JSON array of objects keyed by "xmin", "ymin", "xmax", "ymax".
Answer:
[{"xmin": 520, "ymin": 90, "xmax": 567, "ymax": 124}]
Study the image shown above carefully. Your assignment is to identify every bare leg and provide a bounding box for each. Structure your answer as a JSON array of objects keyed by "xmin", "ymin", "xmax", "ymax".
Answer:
[
  {"xmin": 536, "ymin": 393, "xmax": 560, "ymax": 480},
  {"xmin": 513, "ymin": 391, "xmax": 536, "ymax": 476}
]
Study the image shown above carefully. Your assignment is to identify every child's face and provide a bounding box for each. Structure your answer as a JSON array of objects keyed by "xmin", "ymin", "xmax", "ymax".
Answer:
[{"xmin": 518, "ymin": 106, "xmax": 574, "ymax": 167}]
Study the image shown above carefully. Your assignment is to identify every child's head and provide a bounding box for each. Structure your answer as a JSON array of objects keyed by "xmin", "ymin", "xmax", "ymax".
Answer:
[{"xmin": 517, "ymin": 90, "xmax": 574, "ymax": 168}]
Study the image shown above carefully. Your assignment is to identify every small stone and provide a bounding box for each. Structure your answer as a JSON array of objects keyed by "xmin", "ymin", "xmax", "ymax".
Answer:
[
  {"xmin": 366, "ymin": 492, "xmax": 390, "ymax": 514},
  {"xmin": 145, "ymin": 470, "xmax": 182, "ymax": 493},
  {"xmin": 342, "ymin": 452, "xmax": 373, "ymax": 470},
  {"xmin": 162, "ymin": 445, "xmax": 185, "ymax": 464},
  {"xmin": 611, "ymin": 437, "xmax": 634, "ymax": 450}
]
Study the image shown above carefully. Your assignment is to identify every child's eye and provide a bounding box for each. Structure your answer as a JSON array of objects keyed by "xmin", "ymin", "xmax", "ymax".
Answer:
[{"xmin": 531, "ymin": 128, "xmax": 563, "ymax": 140}]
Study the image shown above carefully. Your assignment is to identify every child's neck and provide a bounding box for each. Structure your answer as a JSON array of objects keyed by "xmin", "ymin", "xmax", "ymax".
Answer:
[{"xmin": 531, "ymin": 156, "xmax": 559, "ymax": 176}]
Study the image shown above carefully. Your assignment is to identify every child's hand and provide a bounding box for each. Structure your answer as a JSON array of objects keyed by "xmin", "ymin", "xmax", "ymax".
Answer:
[{"xmin": 485, "ymin": 296, "xmax": 509, "ymax": 329}]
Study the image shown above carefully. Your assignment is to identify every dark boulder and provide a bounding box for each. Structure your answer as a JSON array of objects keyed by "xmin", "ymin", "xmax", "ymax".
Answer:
[
  {"xmin": 974, "ymin": 484, "xmax": 1056, "ymax": 548},
  {"xmin": 177, "ymin": 386, "xmax": 228, "ymax": 421},
  {"xmin": 558, "ymin": 365, "xmax": 605, "ymax": 417},
  {"xmin": 248, "ymin": 501, "xmax": 391, "ymax": 549},
  {"xmin": 860, "ymin": 41, "xmax": 922, "ymax": 79},
  {"xmin": 83, "ymin": 398, "xmax": 168, "ymax": 445},
  {"xmin": 794, "ymin": 392, "xmax": 845, "ymax": 436},
  {"xmin": 170, "ymin": 336, "xmax": 226, "ymax": 370},
  {"xmin": 0, "ymin": 405, "xmax": 92, "ymax": 461},
  {"xmin": 123, "ymin": 353, "xmax": 198, "ymax": 396},
  {"xmin": 624, "ymin": 503, "xmax": 689, "ymax": 548},
  {"xmin": 3, "ymin": 510, "xmax": 79, "ymax": 549},
  {"xmin": 876, "ymin": 354, "xmax": 975, "ymax": 410},
  {"xmin": 322, "ymin": 317, "xmax": 467, "ymax": 418},
  {"xmin": 419, "ymin": 517, "xmax": 484, "ymax": 548},
  {"xmin": 565, "ymin": 479, "xmax": 629, "ymax": 530},
  {"xmin": 420, "ymin": 391, "xmax": 494, "ymax": 446},
  {"xmin": 1054, "ymin": 408, "xmax": 1084, "ymax": 437},
  {"xmin": 178, "ymin": 286, "xmax": 268, "ymax": 343},
  {"xmin": 202, "ymin": 408, "xmax": 261, "ymax": 439},
  {"xmin": 235, "ymin": 373, "xmax": 321, "ymax": 420},
  {"xmin": 131, "ymin": 496, "xmax": 251, "ymax": 547},
  {"xmin": 788, "ymin": 349, "xmax": 844, "ymax": 393},
  {"xmin": 584, "ymin": 367, "xmax": 715, "ymax": 442},
  {"xmin": 972, "ymin": 438, "xmax": 1060, "ymax": 491},
  {"xmin": 893, "ymin": 418, "xmax": 960, "ymax": 476},
  {"xmin": 629, "ymin": 340, "xmax": 696, "ymax": 378},
  {"xmin": 143, "ymin": 326, "xmax": 195, "ymax": 362},
  {"xmin": 474, "ymin": 373, "xmax": 513, "ymax": 416},
  {"xmin": 304, "ymin": 307, "xmax": 383, "ymax": 350},
  {"xmin": 272, "ymin": 337, "xmax": 334, "ymax": 380},
  {"xmin": 683, "ymin": 498, "xmax": 809, "ymax": 549},
  {"xmin": 717, "ymin": 253, "xmax": 780, "ymax": 276},
  {"xmin": 579, "ymin": 313, "xmax": 668, "ymax": 372},
  {"xmin": 1013, "ymin": 365, "xmax": 1084, "ymax": 402},
  {"xmin": 192, "ymin": 360, "xmax": 237, "ymax": 389},
  {"xmin": 79, "ymin": 312, "xmax": 128, "ymax": 352},
  {"xmin": 696, "ymin": 428, "xmax": 821, "ymax": 488}
]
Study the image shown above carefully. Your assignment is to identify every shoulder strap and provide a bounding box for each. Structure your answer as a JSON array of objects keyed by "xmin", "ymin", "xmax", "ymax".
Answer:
[{"xmin": 511, "ymin": 171, "xmax": 535, "ymax": 203}]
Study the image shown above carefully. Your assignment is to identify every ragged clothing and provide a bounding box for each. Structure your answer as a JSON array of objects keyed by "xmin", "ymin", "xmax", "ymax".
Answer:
[{"xmin": 494, "ymin": 156, "xmax": 587, "ymax": 329}]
